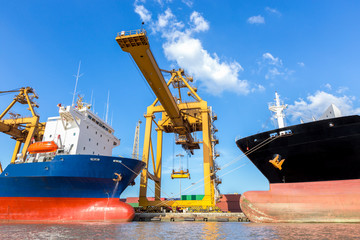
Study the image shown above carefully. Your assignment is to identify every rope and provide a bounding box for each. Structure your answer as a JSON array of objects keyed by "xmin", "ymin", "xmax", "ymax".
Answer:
[
  {"xmin": 120, "ymin": 161, "xmax": 173, "ymax": 211},
  {"xmin": 257, "ymin": 115, "xmax": 272, "ymax": 133},
  {"xmin": 120, "ymin": 134, "xmax": 280, "ymax": 211},
  {"xmin": 141, "ymin": 135, "xmax": 281, "ymax": 209}
]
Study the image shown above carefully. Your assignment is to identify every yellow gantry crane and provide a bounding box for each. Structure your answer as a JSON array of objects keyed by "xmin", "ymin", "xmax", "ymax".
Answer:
[
  {"xmin": 116, "ymin": 29, "xmax": 221, "ymax": 209},
  {"xmin": 0, "ymin": 87, "xmax": 45, "ymax": 163}
]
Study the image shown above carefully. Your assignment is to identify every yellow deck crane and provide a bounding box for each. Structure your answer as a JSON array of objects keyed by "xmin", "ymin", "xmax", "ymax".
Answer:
[
  {"xmin": 0, "ymin": 87, "xmax": 45, "ymax": 164},
  {"xmin": 116, "ymin": 29, "xmax": 221, "ymax": 209}
]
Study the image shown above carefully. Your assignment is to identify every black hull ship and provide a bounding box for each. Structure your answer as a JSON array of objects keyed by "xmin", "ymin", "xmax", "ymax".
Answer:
[{"xmin": 236, "ymin": 93, "xmax": 360, "ymax": 222}]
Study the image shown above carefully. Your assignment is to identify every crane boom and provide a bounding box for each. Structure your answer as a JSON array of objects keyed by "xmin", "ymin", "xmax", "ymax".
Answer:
[
  {"xmin": 116, "ymin": 30, "xmax": 189, "ymax": 134},
  {"xmin": 0, "ymin": 122, "xmax": 24, "ymax": 139}
]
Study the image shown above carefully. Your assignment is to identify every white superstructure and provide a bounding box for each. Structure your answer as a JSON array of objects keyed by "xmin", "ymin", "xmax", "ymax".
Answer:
[
  {"xmin": 42, "ymin": 98, "xmax": 120, "ymax": 156},
  {"xmin": 319, "ymin": 104, "xmax": 342, "ymax": 120},
  {"xmin": 269, "ymin": 92, "xmax": 287, "ymax": 129}
]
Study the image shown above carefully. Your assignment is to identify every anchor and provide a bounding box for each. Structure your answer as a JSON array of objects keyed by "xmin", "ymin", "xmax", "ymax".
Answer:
[
  {"xmin": 113, "ymin": 173, "xmax": 122, "ymax": 182},
  {"xmin": 269, "ymin": 154, "xmax": 285, "ymax": 170}
]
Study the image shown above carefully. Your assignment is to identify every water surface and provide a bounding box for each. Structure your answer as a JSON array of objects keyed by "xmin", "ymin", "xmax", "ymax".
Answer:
[{"xmin": 0, "ymin": 222, "xmax": 359, "ymax": 239}]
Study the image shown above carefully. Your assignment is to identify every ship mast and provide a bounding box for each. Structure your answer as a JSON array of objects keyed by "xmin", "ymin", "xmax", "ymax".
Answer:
[
  {"xmin": 72, "ymin": 61, "xmax": 83, "ymax": 107},
  {"xmin": 132, "ymin": 120, "xmax": 141, "ymax": 160},
  {"xmin": 269, "ymin": 92, "xmax": 287, "ymax": 129}
]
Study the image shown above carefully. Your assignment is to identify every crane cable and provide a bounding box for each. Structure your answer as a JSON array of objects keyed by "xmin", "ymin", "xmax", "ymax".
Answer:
[
  {"xmin": 171, "ymin": 135, "xmax": 280, "ymax": 197},
  {"xmin": 119, "ymin": 161, "xmax": 173, "ymax": 210},
  {"xmin": 128, "ymin": 134, "xmax": 280, "ymax": 210},
  {"xmin": 185, "ymin": 163, "xmax": 249, "ymax": 195},
  {"xmin": 0, "ymin": 88, "xmax": 21, "ymax": 96},
  {"xmin": 127, "ymin": 53, "xmax": 157, "ymax": 100},
  {"xmin": 138, "ymin": 134, "xmax": 281, "ymax": 209}
]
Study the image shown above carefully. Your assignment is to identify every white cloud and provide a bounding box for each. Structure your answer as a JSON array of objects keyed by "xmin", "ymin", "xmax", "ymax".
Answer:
[
  {"xmin": 155, "ymin": 0, "xmax": 173, "ymax": 6},
  {"xmin": 134, "ymin": 5, "xmax": 254, "ymax": 95},
  {"xmin": 252, "ymin": 84, "xmax": 265, "ymax": 92},
  {"xmin": 163, "ymin": 34, "xmax": 249, "ymax": 95},
  {"xmin": 265, "ymin": 67, "xmax": 282, "ymax": 80},
  {"xmin": 324, "ymin": 83, "xmax": 332, "ymax": 90},
  {"xmin": 260, "ymin": 52, "xmax": 292, "ymax": 80},
  {"xmin": 297, "ymin": 62, "xmax": 305, "ymax": 67},
  {"xmin": 182, "ymin": 0, "xmax": 193, "ymax": 7},
  {"xmin": 247, "ymin": 15, "xmax": 265, "ymax": 24},
  {"xmin": 134, "ymin": 4, "xmax": 151, "ymax": 22},
  {"xmin": 263, "ymin": 52, "xmax": 282, "ymax": 66},
  {"xmin": 190, "ymin": 11, "xmax": 209, "ymax": 32},
  {"xmin": 156, "ymin": 8, "xmax": 174, "ymax": 28},
  {"xmin": 287, "ymin": 91, "xmax": 360, "ymax": 122},
  {"xmin": 336, "ymin": 86, "xmax": 349, "ymax": 94},
  {"xmin": 265, "ymin": 7, "xmax": 281, "ymax": 16}
]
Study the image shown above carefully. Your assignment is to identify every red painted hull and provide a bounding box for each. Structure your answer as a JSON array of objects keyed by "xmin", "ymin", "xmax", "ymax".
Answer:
[
  {"xmin": 240, "ymin": 179, "xmax": 360, "ymax": 223},
  {"xmin": 0, "ymin": 197, "xmax": 135, "ymax": 222}
]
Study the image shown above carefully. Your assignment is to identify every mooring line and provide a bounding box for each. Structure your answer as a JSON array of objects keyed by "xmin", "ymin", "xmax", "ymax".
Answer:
[{"xmin": 120, "ymin": 135, "xmax": 280, "ymax": 211}]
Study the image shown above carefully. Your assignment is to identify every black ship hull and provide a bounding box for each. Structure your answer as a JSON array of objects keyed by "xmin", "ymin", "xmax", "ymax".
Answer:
[{"xmin": 236, "ymin": 115, "xmax": 360, "ymax": 184}]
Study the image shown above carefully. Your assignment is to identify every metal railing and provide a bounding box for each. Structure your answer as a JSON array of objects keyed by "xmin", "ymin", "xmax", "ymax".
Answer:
[{"xmin": 117, "ymin": 29, "xmax": 147, "ymax": 37}]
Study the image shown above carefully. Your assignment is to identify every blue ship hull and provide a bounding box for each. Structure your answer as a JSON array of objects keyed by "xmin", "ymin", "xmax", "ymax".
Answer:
[
  {"xmin": 0, "ymin": 155, "xmax": 145, "ymax": 198},
  {"xmin": 0, "ymin": 155, "xmax": 145, "ymax": 221}
]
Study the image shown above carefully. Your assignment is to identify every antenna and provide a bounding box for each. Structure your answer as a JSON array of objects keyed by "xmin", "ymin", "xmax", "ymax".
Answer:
[
  {"xmin": 93, "ymin": 98, "xmax": 96, "ymax": 113},
  {"xmin": 90, "ymin": 90, "xmax": 94, "ymax": 110},
  {"xmin": 72, "ymin": 61, "xmax": 83, "ymax": 106},
  {"xmin": 105, "ymin": 91, "xmax": 110, "ymax": 123},
  {"xmin": 141, "ymin": 21, "xmax": 145, "ymax": 31}
]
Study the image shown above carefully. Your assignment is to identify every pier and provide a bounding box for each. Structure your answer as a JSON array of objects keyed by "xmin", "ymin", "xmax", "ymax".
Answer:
[{"xmin": 133, "ymin": 212, "xmax": 249, "ymax": 222}]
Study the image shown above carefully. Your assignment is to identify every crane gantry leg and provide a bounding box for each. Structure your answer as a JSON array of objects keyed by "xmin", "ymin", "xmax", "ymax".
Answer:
[
  {"xmin": 139, "ymin": 113, "xmax": 153, "ymax": 207},
  {"xmin": 154, "ymin": 129, "xmax": 163, "ymax": 201},
  {"xmin": 201, "ymin": 103, "xmax": 215, "ymax": 207}
]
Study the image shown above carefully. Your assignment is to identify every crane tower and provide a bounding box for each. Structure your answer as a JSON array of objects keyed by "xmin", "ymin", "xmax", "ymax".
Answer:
[{"xmin": 0, "ymin": 87, "xmax": 45, "ymax": 163}]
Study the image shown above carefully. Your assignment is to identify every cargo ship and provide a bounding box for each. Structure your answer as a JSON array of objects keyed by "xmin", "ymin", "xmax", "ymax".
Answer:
[
  {"xmin": 0, "ymin": 94, "xmax": 145, "ymax": 222},
  {"xmin": 236, "ymin": 92, "xmax": 360, "ymax": 222}
]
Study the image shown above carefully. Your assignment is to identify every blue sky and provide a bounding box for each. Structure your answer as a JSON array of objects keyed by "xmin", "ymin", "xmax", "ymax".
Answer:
[{"xmin": 1, "ymin": 0, "xmax": 360, "ymax": 199}]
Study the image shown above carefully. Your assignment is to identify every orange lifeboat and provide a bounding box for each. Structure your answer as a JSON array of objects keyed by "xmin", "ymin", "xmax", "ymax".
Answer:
[{"xmin": 28, "ymin": 141, "xmax": 58, "ymax": 154}]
